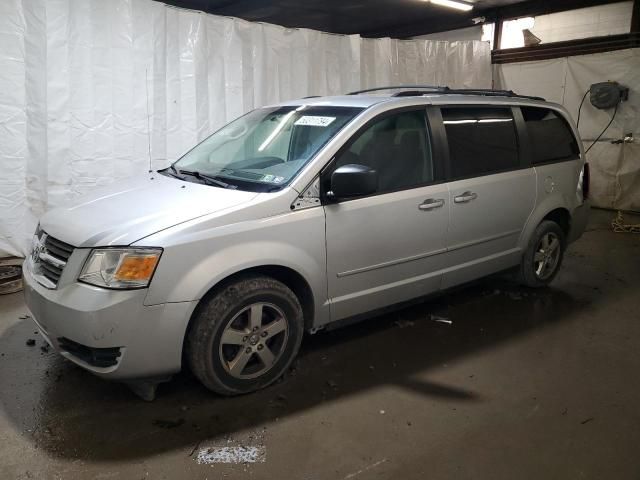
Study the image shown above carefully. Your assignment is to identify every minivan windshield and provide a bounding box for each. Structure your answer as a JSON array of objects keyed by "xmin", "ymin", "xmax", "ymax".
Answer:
[{"xmin": 166, "ymin": 106, "xmax": 363, "ymax": 192}]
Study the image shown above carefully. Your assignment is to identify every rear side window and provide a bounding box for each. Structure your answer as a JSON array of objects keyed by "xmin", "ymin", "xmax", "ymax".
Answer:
[
  {"xmin": 521, "ymin": 107, "xmax": 579, "ymax": 164},
  {"xmin": 441, "ymin": 107, "xmax": 519, "ymax": 179}
]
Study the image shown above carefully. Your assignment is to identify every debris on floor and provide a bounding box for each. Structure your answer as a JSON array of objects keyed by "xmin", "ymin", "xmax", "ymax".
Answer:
[
  {"xmin": 196, "ymin": 445, "xmax": 266, "ymax": 464},
  {"xmin": 269, "ymin": 394, "xmax": 288, "ymax": 408},
  {"xmin": 394, "ymin": 319, "xmax": 415, "ymax": 328},
  {"xmin": 430, "ymin": 314, "xmax": 452, "ymax": 325},
  {"xmin": 25, "ymin": 339, "xmax": 36, "ymax": 347},
  {"xmin": 152, "ymin": 418, "xmax": 185, "ymax": 429},
  {"xmin": 196, "ymin": 430, "xmax": 267, "ymax": 464}
]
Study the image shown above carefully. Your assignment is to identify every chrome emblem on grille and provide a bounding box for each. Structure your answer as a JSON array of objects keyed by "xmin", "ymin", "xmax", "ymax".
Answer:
[{"xmin": 29, "ymin": 232, "xmax": 65, "ymax": 289}]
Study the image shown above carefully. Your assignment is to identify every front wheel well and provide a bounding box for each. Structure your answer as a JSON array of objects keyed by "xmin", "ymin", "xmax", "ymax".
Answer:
[
  {"xmin": 188, "ymin": 265, "xmax": 315, "ymax": 334},
  {"xmin": 542, "ymin": 208, "xmax": 570, "ymax": 237}
]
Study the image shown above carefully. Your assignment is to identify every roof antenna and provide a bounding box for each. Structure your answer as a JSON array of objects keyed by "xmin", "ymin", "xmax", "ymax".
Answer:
[{"xmin": 146, "ymin": 68, "xmax": 153, "ymax": 174}]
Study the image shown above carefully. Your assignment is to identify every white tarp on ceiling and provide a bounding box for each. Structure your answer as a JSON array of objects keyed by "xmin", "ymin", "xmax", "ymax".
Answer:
[
  {"xmin": 0, "ymin": 0, "xmax": 491, "ymax": 257},
  {"xmin": 495, "ymin": 48, "xmax": 640, "ymax": 212}
]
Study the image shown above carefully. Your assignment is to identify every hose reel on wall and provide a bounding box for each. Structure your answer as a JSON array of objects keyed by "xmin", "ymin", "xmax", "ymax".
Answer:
[
  {"xmin": 589, "ymin": 82, "xmax": 629, "ymax": 110},
  {"xmin": 577, "ymin": 81, "xmax": 630, "ymax": 154},
  {"xmin": 577, "ymin": 80, "xmax": 638, "ymax": 221}
]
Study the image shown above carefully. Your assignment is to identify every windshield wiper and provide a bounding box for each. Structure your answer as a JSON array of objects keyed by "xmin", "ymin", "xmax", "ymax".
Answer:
[
  {"xmin": 179, "ymin": 169, "xmax": 237, "ymax": 189},
  {"xmin": 162, "ymin": 164, "xmax": 183, "ymax": 179}
]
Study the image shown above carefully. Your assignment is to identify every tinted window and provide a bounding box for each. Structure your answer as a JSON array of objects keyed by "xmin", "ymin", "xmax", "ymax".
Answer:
[
  {"xmin": 335, "ymin": 110, "xmax": 433, "ymax": 193},
  {"xmin": 442, "ymin": 107, "xmax": 519, "ymax": 179},
  {"xmin": 521, "ymin": 107, "xmax": 579, "ymax": 164}
]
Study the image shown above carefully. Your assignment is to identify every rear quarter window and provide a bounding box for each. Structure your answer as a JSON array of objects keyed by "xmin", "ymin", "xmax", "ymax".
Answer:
[{"xmin": 521, "ymin": 107, "xmax": 580, "ymax": 164}]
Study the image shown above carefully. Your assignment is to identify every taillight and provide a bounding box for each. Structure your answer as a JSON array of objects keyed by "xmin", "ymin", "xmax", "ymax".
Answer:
[{"xmin": 582, "ymin": 162, "xmax": 590, "ymax": 200}]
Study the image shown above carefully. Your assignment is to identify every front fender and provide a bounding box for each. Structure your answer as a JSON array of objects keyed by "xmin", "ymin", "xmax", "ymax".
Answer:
[{"xmin": 141, "ymin": 207, "xmax": 329, "ymax": 326}]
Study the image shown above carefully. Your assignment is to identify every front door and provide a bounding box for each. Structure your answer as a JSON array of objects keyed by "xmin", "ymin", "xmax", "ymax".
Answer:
[{"xmin": 323, "ymin": 108, "xmax": 450, "ymax": 321}]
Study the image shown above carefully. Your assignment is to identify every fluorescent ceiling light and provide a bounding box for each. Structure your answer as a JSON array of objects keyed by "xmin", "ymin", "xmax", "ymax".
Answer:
[{"xmin": 430, "ymin": 0, "xmax": 473, "ymax": 12}]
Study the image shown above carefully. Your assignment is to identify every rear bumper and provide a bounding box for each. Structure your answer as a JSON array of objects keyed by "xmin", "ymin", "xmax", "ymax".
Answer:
[
  {"xmin": 22, "ymin": 263, "xmax": 196, "ymax": 380},
  {"xmin": 568, "ymin": 200, "xmax": 591, "ymax": 244}
]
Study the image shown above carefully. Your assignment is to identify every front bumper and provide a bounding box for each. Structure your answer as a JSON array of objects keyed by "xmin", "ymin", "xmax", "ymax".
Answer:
[{"xmin": 22, "ymin": 263, "xmax": 197, "ymax": 380}]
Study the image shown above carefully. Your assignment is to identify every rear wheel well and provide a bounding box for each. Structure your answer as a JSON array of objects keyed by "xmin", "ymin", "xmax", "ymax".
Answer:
[{"xmin": 542, "ymin": 208, "xmax": 570, "ymax": 237}]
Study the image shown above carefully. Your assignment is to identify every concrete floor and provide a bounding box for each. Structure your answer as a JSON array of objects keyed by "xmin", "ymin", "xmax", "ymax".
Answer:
[{"xmin": 1, "ymin": 210, "xmax": 639, "ymax": 480}]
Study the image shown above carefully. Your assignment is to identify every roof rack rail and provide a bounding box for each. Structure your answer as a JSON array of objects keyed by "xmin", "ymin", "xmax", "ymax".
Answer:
[
  {"xmin": 392, "ymin": 90, "xmax": 447, "ymax": 97},
  {"xmin": 436, "ymin": 88, "xmax": 545, "ymax": 101},
  {"xmin": 347, "ymin": 85, "xmax": 447, "ymax": 95},
  {"xmin": 347, "ymin": 85, "xmax": 545, "ymax": 101}
]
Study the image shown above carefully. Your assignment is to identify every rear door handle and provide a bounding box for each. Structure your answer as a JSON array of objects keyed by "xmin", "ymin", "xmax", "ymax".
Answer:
[
  {"xmin": 418, "ymin": 198, "xmax": 445, "ymax": 211},
  {"xmin": 454, "ymin": 191, "xmax": 478, "ymax": 203}
]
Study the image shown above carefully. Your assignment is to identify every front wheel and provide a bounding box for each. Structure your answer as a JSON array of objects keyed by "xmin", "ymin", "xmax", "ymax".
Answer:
[
  {"xmin": 518, "ymin": 220, "xmax": 566, "ymax": 288},
  {"xmin": 186, "ymin": 275, "xmax": 304, "ymax": 395}
]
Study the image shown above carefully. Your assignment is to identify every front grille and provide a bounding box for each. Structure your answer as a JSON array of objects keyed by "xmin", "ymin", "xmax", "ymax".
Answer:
[
  {"xmin": 58, "ymin": 337, "xmax": 122, "ymax": 368},
  {"xmin": 44, "ymin": 235, "xmax": 74, "ymax": 261},
  {"xmin": 40, "ymin": 235, "xmax": 74, "ymax": 285},
  {"xmin": 39, "ymin": 257, "xmax": 63, "ymax": 284},
  {"xmin": 31, "ymin": 231, "xmax": 75, "ymax": 288}
]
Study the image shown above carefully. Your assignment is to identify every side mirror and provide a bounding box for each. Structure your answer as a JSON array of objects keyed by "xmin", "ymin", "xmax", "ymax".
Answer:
[{"xmin": 329, "ymin": 164, "xmax": 378, "ymax": 199}]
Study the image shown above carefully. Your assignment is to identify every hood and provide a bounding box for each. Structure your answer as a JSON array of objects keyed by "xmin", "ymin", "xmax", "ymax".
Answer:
[{"xmin": 40, "ymin": 174, "xmax": 259, "ymax": 247}]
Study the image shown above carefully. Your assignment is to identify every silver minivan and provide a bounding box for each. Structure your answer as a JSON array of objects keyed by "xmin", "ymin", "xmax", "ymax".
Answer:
[{"xmin": 23, "ymin": 86, "xmax": 590, "ymax": 399}]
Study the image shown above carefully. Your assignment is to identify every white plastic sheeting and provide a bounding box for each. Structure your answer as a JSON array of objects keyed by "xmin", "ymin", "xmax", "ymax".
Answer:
[
  {"xmin": 0, "ymin": 0, "xmax": 491, "ymax": 258},
  {"xmin": 495, "ymin": 49, "xmax": 640, "ymax": 212}
]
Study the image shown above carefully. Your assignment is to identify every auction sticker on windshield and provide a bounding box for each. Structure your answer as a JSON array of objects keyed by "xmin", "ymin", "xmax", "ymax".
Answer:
[{"xmin": 294, "ymin": 116, "xmax": 336, "ymax": 127}]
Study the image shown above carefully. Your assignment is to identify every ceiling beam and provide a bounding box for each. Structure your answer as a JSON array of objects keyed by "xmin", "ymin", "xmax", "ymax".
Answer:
[
  {"xmin": 492, "ymin": 32, "xmax": 640, "ymax": 63},
  {"xmin": 361, "ymin": 0, "xmax": 626, "ymax": 38}
]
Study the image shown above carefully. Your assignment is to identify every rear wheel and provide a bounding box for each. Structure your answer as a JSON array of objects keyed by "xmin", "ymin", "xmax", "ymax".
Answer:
[
  {"xmin": 518, "ymin": 220, "xmax": 566, "ymax": 288},
  {"xmin": 186, "ymin": 275, "xmax": 304, "ymax": 395}
]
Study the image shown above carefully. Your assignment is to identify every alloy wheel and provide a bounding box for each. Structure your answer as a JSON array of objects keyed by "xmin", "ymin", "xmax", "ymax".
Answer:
[
  {"xmin": 218, "ymin": 302, "xmax": 289, "ymax": 379},
  {"xmin": 533, "ymin": 232, "xmax": 561, "ymax": 280}
]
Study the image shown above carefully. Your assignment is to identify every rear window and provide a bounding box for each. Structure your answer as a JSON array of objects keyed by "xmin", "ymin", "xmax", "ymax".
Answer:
[
  {"xmin": 441, "ymin": 107, "xmax": 519, "ymax": 179},
  {"xmin": 521, "ymin": 107, "xmax": 579, "ymax": 164}
]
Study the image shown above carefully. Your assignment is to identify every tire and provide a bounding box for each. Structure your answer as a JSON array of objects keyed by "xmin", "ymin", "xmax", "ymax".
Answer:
[
  {"xmin": 518, "ymin": 220, "xmax": 566, "ymax": 288},
  {"xmin": 186, "ymin": 275, "xmax": 304, "ymax": 395}
]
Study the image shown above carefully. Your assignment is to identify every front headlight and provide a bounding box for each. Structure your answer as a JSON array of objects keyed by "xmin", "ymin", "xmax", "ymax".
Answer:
[{"xmin": 78, "ymin": 248, "xmax": 162, "ymax": 289}]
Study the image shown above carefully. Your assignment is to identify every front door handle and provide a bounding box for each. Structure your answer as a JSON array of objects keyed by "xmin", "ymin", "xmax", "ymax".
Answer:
[
  {"xmin": 454, "ymin": 191, "xmax": 478, "ymax": 203},
  {"xmin": 418, "ymin": 198, "xmax": 445, "ymax": 211}
]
